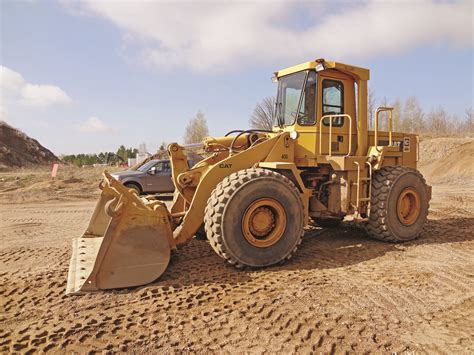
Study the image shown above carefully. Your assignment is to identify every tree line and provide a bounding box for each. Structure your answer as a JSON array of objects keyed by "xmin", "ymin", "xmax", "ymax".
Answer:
[
  {"xmin": 60, "ymin": 146, "xmax": 138, "ymax": 167},
  {"xmin": 59, "ymin": 110, "xmax": 212, "ymax": 167},
  {"xmin": 369, "ymin": 94, "xmax": 473, "ymax": 136},
  {"xmin": 61, "ymin": 94, "xmax": 472, "ymax": 168},
  {"xmin": 249, "ymin": 95, "xmax": 474, "ymax": 136}
]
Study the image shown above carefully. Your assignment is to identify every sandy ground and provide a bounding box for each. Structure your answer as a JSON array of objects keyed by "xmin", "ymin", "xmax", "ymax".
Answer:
[{"xmin": 1, "ymin": 139, "xmax": 473, "ymax": 353}]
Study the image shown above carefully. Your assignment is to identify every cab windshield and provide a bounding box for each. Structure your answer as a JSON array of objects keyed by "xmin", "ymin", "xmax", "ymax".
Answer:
[{"xmin": 274, "ymin": 70, "xmax": 316, "ymax": 126}]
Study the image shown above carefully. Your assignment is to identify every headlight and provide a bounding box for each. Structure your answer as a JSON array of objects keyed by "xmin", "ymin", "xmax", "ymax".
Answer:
[{"xmin": 315, "ymin": 63, "xmax": 325, "ymax": 72}]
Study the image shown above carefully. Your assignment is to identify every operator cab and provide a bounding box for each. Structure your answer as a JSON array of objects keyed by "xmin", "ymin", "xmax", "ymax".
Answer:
[{"xmin": 272, "ymin": 59, "xmax": 368, "ymax": 165}]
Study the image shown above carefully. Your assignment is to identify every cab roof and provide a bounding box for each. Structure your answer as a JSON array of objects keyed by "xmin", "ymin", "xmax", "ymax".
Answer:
[{"xmin": 276, "ymin": 58, "xmax": 370, "ymax": 81}]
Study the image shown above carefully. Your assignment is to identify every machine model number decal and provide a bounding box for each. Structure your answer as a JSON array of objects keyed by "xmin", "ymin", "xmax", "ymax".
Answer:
[
  {"xmin": 219, "ymin": 163, "xmax": 233, "ymax": 168},
  {"xmin": 403, "ymin": 137, "xmax": 411, "ymax": 152}
]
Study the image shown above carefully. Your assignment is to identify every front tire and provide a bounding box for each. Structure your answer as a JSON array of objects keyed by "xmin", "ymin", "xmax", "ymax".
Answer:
[
  {"xmin": 204, "ymin": 168, "xmax": 304, "ymax": 268},
  {"xmin": 124, "ymin": 182, "xmax": 142, "ymax": 195},
  {"xmin": 366, "ymin": 166, "xmax": 429, "ymax": 242}
]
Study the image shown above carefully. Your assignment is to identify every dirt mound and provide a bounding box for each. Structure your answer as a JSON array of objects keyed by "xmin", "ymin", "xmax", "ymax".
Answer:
[
  {"xmin": 419, "ymin": 137, "xmax": 474, "ymax": 184},
  {"xmin": 0, "ymin": 121, "xmax": 58, "ymax": 169}
]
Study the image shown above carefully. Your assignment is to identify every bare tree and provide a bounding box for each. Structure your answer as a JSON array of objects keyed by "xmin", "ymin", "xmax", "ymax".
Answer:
[
  {"xmin": 368, "ymin": 89, "xmax": 377, "ymax": 130},
  {"xmin": 367, "ymin": 94, "xmax": 471, "ymax": 136},
  {"xmin": 368, "ymin": 92, "xmax": 403, "ymax": 131},
  {"xmin": 377, "ymin": 96, "xmax": 390, "ymax": 131},
  {"xmin": 391, "ymin": 98, "xmax": 402, "ymax": 131},
  {"xmin": 402, "ymin": 96, "xmax": 424, "ymax": 133},
  {"xmin": 463, "ymin": 106, "xmax": 474, "ymax": 133},
  {"xmin": 183, "ymin": 111, "xmax": 210, "ymax": 144},
  {"xmin": 156, "ymin": 141, "xmax": 168, "ymax": 159},
  {"xmin": 426, "ymin": 107, "xmax": 448, "ymax": 134},
  {"xmin": 249, "ymin": 97, "xmax": 275, "ymax": 130}
]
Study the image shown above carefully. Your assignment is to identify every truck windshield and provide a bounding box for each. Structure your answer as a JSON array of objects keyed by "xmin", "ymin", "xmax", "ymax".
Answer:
[
  {"xmin": 274, "ymin": 71, "xmax": 307, "ymax": 126},
  {"xmin": 137, "ymin": 160, "xmax": 158, "ymax": 172}
]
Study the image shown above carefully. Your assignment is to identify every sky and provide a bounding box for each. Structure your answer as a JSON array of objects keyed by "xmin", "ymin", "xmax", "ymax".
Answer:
[{"xmin": 1, "ymin": 0, "xmax": 473, "ymax": 155}]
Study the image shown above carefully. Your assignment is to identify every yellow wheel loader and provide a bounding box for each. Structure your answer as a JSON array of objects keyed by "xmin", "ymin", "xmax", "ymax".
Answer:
[{"xmin": 66, "ymin": 58, "xmax": 431, "ymax": 294}]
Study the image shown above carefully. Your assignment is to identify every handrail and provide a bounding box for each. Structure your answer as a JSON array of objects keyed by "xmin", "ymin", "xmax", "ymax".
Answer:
[
  {"xmin": 319, "ymin": 114, "xmax": 353, "ymax": 156},
  {"xmin": 374, "ymin": 107, "xmax": 393, "ymax": 148},
  {"xmin": 354, "ymin": 161, "xmax": 361, "ymax": 211},
  {"xmin": 353, "ymin": 160, "xmax": 373, "ymax": 217},
  {"xmin": 365, "ymin": 161, "xmax": 373, "ymax": 216}
]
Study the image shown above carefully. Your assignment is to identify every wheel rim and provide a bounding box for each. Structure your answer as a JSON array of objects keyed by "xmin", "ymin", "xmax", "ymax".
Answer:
[
  {"xmin": 242, "ymin": 198, "xmax": 286, "ymax": 248},
  {"xmin": 397, "ymin": 187, "xmax": 421, "ymax": 225}
]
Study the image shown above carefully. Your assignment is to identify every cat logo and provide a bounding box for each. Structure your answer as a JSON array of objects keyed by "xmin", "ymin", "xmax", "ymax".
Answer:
[
  {"xmin": 403, "ymin": 137, "xmax": 411, "ymax": 152},
  {"xmin": 219, "ymin": 163, "xmax": 233, "ymax": 169},
  {"xmin": 392, "ymin": 141, "xmax": 402, "ymax": 148}
]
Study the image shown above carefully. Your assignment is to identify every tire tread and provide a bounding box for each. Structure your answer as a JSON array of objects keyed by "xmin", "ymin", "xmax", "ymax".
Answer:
[
  {"xmin": 204, "ymin": 168, "xmax": 304, "ymax": 268},
  {"xmin": 366, "ymin": 166, "xmax": 429, "ymax": 242}
]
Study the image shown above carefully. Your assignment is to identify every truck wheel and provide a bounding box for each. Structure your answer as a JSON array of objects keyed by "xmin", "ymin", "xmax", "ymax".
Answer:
[
  {"xmin": 124, "ymin": 182, "xmax": 142, "ymax": 195},
  {"xmin": 366, "ymin": 166, "xmax": 429, "ymax": 242},
  {"xmin": 204, "ymin": 168, "xmax": 304, "ymax": 268}
]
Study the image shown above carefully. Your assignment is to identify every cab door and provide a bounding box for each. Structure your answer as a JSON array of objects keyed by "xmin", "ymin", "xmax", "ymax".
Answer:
[{"xmin": 317, "ymin": 71, "xmax": 356, "ymax": 156}]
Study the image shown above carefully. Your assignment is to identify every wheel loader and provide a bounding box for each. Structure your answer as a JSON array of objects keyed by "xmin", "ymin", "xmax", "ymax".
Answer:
[{"xmin": 66, "ymin": 58, "xmax": 431, "ymax": 294}]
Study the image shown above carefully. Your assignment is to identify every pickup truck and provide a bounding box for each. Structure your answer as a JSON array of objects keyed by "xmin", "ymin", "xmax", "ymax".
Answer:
[{"xmin": 111, "ymin": 159, "xmax": 193, "ymax": 194}]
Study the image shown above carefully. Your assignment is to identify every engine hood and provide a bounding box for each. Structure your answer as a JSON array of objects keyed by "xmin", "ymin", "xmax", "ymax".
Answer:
[{"xmin": 111, "ymin": 170, "xmax": 144, "ymax": 180}]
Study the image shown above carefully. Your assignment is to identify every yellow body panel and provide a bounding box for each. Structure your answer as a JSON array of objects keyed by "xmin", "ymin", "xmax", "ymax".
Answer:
[
  {"xmin": 276, "ymin": 61, "xmax": 317, "ymax": 77},
  {"xmin": 276, "ymin": 59, "xmax": 369, "ymax": 81}
]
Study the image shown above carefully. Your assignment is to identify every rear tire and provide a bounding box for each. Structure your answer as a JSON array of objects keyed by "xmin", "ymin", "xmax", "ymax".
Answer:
[
  {"xmin": 204, "ymin": 168, "xmax": 304, "ymax": 268},
  {"xmin": 366, "ymin": 166, "xmax": 429, "ymax": 242}
]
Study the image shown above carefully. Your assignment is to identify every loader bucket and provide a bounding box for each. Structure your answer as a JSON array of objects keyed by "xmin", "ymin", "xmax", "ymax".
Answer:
[{"xmin": 66, "ymin": 172, "xmax": 175, "ymax": 295}]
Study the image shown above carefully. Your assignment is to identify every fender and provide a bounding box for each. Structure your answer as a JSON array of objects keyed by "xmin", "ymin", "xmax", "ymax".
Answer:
[
  {"xmin": 257, "ymin": 161, "xmax": 311, "ymax": 225},
  {"xmin": 120, "ymin": 178, "xmax": 143, "ymax": 191},
  {"xmin": 173, "ymin": 133, "xmax": 290, "ymax": 246}
]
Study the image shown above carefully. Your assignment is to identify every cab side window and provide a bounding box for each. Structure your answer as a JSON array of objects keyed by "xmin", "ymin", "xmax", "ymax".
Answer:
[{"xmin": 322, "ymin": 79, "xmax": 344, "ymax": 127}]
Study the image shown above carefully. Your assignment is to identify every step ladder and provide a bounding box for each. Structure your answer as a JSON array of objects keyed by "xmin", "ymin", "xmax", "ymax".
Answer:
[{"xmin": 352, "ymin": 161, "xmax": 373, "ymax": 218}]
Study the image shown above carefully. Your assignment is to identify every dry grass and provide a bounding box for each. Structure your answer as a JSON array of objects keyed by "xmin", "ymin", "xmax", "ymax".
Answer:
[{"xmin": 0, "ymin": 165, "xmax": 125, "ymax": 204}]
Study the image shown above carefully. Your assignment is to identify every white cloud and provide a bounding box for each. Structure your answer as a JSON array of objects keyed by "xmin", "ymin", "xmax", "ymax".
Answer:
[
  {"xmin": 20, "ymin": 83, "xmax": 72, "ymax": 106},
  {"xmin": 0, "ymin": 65, "xmax": 72, "ymax": 106},
  {"xmin": 65, "ymin": 0, "xmax": 473, "ymax": 72},
  {"xmin": 77, "ymin": 116, "xmax": 114, "ymax": 133},
  {"xmin": 0, "ymin": 66, "xmax": 25, "ymax": 91},
  {"xmin": 0, "ymin": 101, "xmax": 7, "ymax": 120}
]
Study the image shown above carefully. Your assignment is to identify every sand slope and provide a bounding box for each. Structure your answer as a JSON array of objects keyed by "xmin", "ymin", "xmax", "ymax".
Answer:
[{"xmin": 419, "ymin": 137, "xmax": 474, "ymax": 184}]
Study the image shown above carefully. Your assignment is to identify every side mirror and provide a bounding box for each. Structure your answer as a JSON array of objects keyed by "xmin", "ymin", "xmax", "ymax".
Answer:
[{"xmin": 148, "ymin": 166, "xmax": 156, "ymax": 175}]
